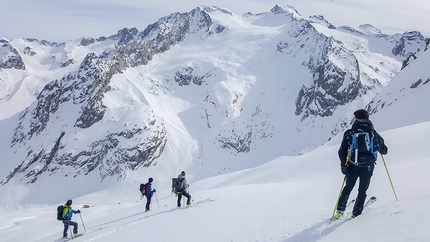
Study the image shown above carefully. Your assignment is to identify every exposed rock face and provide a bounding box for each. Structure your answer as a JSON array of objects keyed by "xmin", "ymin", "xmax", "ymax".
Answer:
[
  {"xmin": 287, "ymin": 22, "xmax": 428, "ymax": 120},
  {"xmin": 138, "ymin": 7, "xmax": 225, "ymax": 52},
  {"xmin": 276, "ymin": 20, "xmax": 364, "ymax": 120},
  {"xmin": 5, "ymin": 46, "xmax": 168, "ymax": 183},
  {"xmin": 79, "ymin": 37, "xmax": 95, "ymax": 46},
  {"xmin": 392, "ymin": 31, "xmax": 426, "ymax": 57},
  {"xmin": 0, "ymin": 39, "xmax": 26, "ymax": 70},
  {"xmin": 173, "ymin": 66, "xmax": 214, "ymax": 86}
]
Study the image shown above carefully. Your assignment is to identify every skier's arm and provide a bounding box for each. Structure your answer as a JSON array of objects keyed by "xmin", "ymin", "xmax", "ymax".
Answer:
[
  {"xmin": 182, "ymin": 179, "xmax": 189, "ymax": 190},
  {"xmin": 338, "ymin": 132, "xmax": 349, "ymax": 166},
  {"xmin": 374, "ymin": 131, "xmax": 388, "ymax": 155}
]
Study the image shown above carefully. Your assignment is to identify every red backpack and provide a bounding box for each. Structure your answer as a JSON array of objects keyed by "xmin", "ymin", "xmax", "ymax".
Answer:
[{"xmin": 139, "ymin": 183, "xmax": 147, "ymax": 195}]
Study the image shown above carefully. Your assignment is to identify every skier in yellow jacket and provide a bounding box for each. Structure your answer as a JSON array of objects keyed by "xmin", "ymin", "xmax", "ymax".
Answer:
[{"xmin": 61, "ymin": 199, "xmax": 81, "ymax": 238}]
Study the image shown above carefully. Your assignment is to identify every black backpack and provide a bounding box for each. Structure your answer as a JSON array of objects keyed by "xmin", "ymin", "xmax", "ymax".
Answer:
[
  {"xmin": 57, "ymin": 205, "xmax": 64, "ymax": 221},
  {"xmin": 171, "ymin": 178, "xmax": 182, "ymax": 194},
  {"xmin": 348, "ymin": 120, "xmax": 379, "ymax": 165}
]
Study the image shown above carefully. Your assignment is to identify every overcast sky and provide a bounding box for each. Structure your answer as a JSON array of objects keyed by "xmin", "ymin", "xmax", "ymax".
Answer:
[{"xmin": 1, "ymin": 0, "xmax": 429, "ymax": 42}]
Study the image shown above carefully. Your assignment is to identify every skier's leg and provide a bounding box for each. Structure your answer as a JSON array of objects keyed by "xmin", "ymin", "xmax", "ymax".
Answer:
[
  {"xmin": 337, "ymin": 173, "xmax": 358, "ymax": 211},
  {"xmin": 177, "ymin": 193, "xmax": 182, "ymax": 207},
  {"xmin": 63, "ymin": 221, "xmax": 69, "ymax": 238},
  {"xmin": 69, "ymin": 221, "xmax": 78, "ymax": 234},
  {"xmin": 352, "ymin": 167, "xmax": 373, "ymax": 217},
  {"xmin": 184, "ymin": 192, "xmax": 191, "ymax": 205},
  {"xmin": 145, "ymin": 195, "xmax": 151, "ymax": 211}
]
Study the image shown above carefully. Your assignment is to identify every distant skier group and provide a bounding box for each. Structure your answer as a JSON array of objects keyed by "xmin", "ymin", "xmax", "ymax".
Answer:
[
  {"xmin": 58, "ymin": 171, "xmax": 191, "ymax": 239},
  {"xmin": 139, "ymin": 170, "xmax": 192, "ymax": 211},
  {"xmin": 58, "ymin": 109, "xmax": 390, "ymax": 239}
]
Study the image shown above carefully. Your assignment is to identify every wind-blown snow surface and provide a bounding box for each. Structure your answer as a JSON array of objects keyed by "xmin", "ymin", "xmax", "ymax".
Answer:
[{"xmin": 1, "ymin": 121, "xmax": 430, "ymax": 242}]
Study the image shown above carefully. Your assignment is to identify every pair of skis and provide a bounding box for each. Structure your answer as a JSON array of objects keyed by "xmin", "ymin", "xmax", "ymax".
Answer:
[
  {"xmin": 332, "ymin": 196, "xmax": 377, "ymax": 221},
  {"xmin": 57, "ymin": 233, "xmax": 84, "ymax": 241}
]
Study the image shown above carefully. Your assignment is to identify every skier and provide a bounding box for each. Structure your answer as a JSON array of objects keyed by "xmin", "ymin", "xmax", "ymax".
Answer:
[
  {"xmin": 144, "ymin": 177, "xmax": 156, "ymax": 212},
  {"xmin": 176, "ymin": 171, "xmax": 191, "ymax": 207},
  {"xmin": 335, "ymin": 109, "xmax": 388, "ymax": 218},
  {"xmin": 61, "ymin": 199, "xmax": 81, "ymax": 238}
]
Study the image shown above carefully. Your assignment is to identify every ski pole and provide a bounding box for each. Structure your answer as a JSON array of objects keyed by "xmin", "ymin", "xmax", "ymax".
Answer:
[
  {"xmin": 154, "ymin": 192, "xmax": 160, "ymax": 210},
  {"xmin": 79, "ymin": 213, "xmax": 87, "ymax": 233},
  {"xmin": 331, "ymin": 176, "xmax": 346, "ymax": 220},
  {"xmin": 381, "ymin": 155, "xmax": 398, "ymax": 201}
]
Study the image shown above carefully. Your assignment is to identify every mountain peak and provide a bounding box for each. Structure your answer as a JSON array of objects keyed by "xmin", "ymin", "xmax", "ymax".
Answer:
[
  {"xmin": 358, "ymin": 24, "xmax": 382, "ymax": 34},
  {"xmin": 270, "ymin": 4, "xmax": 300, "ymax": 16},
  {"xmin": 197, "ymin": 5, "xmax": 233, "ymax": 15},
  {"xmin": 107, "ymin": 27, "xmax": 139, "ymax": 45}
]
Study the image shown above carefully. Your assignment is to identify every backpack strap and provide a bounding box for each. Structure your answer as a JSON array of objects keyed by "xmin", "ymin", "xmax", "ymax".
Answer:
[
  {"xmin": 354, "ymin": 133, "xmax": 359, "ymax": 166},
  {"xmin": 346, "ymin": 131, "xmax": 357, "ymax": 166},
  {"xmin": 141, "ymin": 183, "xmax": 147, "ymax": 194},
  {"xmin": 350, "ymin": 131, "xmax": 369, "ymax": 166},
  {"xmin": 179, "ymin": 178, "xmax": 184, "ymax": 190}
]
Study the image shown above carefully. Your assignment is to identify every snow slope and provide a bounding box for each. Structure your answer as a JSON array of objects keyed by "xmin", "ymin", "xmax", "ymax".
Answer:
[{"xmin": 1, "ymin": 120, "xmax": 429, "ymax": 242}]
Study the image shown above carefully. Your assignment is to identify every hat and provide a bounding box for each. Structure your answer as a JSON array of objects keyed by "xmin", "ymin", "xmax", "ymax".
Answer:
[
  {"xmin": 66, "ymin": 199, "xmax": 72, "ymax": 206},
  {"xmin": 181, "ymin": 171, "xmax": 186, "ymax": 176},
  {"xmin": 148, "ymin": 177, "xmax": 153, "ymax": 183},
  {"xmin": 354, "ymin": 109, "xmax": 369, "ymax": 120}
]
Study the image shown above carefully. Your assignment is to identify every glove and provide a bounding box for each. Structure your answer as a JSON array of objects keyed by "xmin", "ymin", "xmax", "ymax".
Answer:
[
  {"xmin": 341, "ymin": 166, "xmax": 349, "ymax": 175},
  {"xmin": 152, "ymin": 189, "xmax": 156, "ymax": 193},
  {"xmin": 76, "ymin": 210, "xmax": 81, "ymax": 213}
]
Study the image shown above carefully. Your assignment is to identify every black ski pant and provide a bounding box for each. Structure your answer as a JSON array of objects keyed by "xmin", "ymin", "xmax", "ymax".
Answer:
[
  {"xmin": 63, "ymin": 220, "xmax": 78, "ymax": 237},
  {"xmin": 177, "ymin": 191, "xmax": 191, "ymax": 207},
  {"xmin": 145, "ymin": 195, "xmax": 152, "ymax": 210},
  {"xmin": 337, "ymin": 165, "xmax": 373, "ymax": 217}
]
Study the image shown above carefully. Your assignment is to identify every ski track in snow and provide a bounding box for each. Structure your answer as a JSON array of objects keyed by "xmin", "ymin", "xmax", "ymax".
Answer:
[
  {"xmin": 38, "ymin": 198, "xmax": 217, "ymax": 242},
  {"xmin": 282, "ymin": 198, "xmax": 377, "ymax": 242}
]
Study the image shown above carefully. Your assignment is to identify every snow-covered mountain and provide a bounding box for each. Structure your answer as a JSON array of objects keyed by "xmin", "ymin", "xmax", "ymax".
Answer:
[
  {"xmin": 1, "ymin": 46, "xmax": 429, "ymax": 240},
  {"xmin": 0, "ymin": 4, "xmax": 429, "ymax": 207}
]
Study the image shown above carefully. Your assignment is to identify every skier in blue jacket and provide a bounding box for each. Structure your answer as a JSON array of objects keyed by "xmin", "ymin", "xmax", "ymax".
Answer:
[
  {"xmin": 61, "ymin": 199, "xmax": 80, "ymax": 238},
  {"xmin": 145, "ymin": 177, "xmax": 156, "ymax": 212}
]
